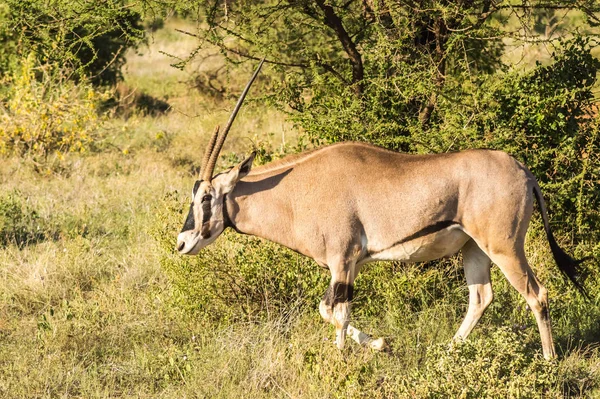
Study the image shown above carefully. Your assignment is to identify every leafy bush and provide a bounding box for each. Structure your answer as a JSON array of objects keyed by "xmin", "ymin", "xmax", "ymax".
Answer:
[
  {"xmin": 0, "ymin": 3, "xmax": 17, "ymax": 76},
  {"xmin": 0, "ymin": 0, "xmax": 144, "ymax": 85},
  {"xmin": 405, "ymin": 328, "xmax": 559, "ymax": 398},
  {"xmin": 0, "ymin": 55, "xmax": 108, "ymax": 164},
  {"xmin": 494, "ymin": 39, "xmax": 600, "ymax": 239}
]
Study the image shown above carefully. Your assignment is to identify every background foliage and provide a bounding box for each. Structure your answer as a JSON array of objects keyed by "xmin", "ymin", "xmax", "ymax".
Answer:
[
  {"xmin": 0, "ymin": 54, "xmax": 108, "ymax": 165},
  {"xmin": 0, "ymin": 0, "xmax": 144, "ymax": 85}
]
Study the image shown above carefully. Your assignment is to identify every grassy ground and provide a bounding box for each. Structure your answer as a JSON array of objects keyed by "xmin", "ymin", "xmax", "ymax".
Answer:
[{"xmin": 1, "ymin": 18, "xmax": 600, "ymax": 398}]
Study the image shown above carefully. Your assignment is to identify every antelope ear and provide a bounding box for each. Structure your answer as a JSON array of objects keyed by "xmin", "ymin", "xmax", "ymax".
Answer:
[{"xmin": 220, "ymin": 152, "xmax": 256, "ymax": 193}]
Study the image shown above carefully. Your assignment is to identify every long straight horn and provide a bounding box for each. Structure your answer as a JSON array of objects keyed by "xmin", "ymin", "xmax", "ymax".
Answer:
[
  {"xmin": 200, "ymin": 125, "xmax": 220, "ymax": 181},
  {"xmin": 203, "ymin": 58, "xmax": 265, "ymax": 181}
]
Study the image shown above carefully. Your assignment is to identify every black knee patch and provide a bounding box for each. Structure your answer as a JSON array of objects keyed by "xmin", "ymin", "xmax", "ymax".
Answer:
[
  {"xmin": 323, "ymin": 282, "xmax": 354, "ymax": 307},
  {"xmin": 541, "ymin": 303, "xmax": 550, "ymax": 320}
]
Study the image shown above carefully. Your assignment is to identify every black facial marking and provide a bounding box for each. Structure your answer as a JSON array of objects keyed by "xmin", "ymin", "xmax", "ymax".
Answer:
[
  {"xmin": 192, "ymin": 180, "xmax": 202, "ymax": 195},
  {"xmin": 201, "ymin": 196, "xmax": 212, "ymax": 225},
  {"xmin": 182, "ymin": 182, "xmax": 211, "ymax": 235},
  {"xmin": 181, "ymin": 203, "xmax": 195, "ymax": 232},
  {"xmin": 323, "ymin": 282, "xmax": 354, "ymax": 307},
  {"xmin": 369, "ymin": 220, "xmax": 458, "ymax": 256},
  {"xmin": 200, "ymin": 194, "xmax": 213, "ymax": 239}
]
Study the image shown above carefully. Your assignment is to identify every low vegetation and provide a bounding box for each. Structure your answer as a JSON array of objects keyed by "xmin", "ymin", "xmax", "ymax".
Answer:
[
  {"xmin": 0, "ymin": 55, "xmax": 109, "ymax": 169},
  {"xmin": 1, "ymin": 1, "xmax": 600, "ymax": 397}
]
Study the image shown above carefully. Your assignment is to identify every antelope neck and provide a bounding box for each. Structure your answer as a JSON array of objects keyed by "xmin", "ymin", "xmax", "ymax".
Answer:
[{"xmin": 223, "ymin": 195, "xmax": 237, "ymax": 233}]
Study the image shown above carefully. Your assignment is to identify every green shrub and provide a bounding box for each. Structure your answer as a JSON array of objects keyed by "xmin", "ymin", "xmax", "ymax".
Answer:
[
  {"xmin": 0, "ymin": 55, "xmax": 108, "ymax": 164},
  {"xmin": 405, "ymin": 327, "xmax": 559, "ymax": 398},
  {"xmin": 0, "ymin": 0, "xmax": 144, "ymax": 85},
  {"xmin": 0, "ymin": 3, "xmax": 17, "ymax": 76}
]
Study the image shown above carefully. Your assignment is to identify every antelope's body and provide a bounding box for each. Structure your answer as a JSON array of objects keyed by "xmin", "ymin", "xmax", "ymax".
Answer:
[
  {"xmin": 230, "ymin": 143, "xmax": 525, "ymax": 268},
  {"xmin": 177, "ymin": 61, "xmax": 585, "ymax": 359}
]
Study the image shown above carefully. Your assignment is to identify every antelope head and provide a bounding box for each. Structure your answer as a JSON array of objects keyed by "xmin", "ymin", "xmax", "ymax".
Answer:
[{"xmin": 176, "ymin": 59, "xmax": 264, "ymax": 255}]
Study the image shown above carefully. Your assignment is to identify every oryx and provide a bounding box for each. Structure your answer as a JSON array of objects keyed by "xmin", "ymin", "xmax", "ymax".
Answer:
[{"xmin": 177, "ymin": 61, "xmax": 586, "ymax": 360}]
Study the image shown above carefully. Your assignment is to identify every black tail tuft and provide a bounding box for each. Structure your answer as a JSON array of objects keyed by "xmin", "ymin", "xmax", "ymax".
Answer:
[
  {"xmin": 532, "ymin": 184, "xmax": 589, "ymax": 298},
  {"xmin": 546, "ymin": 230, "xmax": 590, "ymax": 299}
]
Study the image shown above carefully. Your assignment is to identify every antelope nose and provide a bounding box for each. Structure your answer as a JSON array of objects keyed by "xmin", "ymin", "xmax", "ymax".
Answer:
[{"xmin": 177, "ymin": 240, "xmax": 185, "ymax": 252}]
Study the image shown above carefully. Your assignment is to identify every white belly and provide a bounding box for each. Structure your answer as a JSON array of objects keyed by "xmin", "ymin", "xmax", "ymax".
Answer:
[{"xmin": 364, "ymin": 225, "xmax": 469, "ymax": 264}]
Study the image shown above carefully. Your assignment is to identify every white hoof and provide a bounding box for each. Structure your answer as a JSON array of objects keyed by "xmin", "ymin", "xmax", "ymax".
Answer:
[{"xmin": 369, "ymin": 337, "xmax": 387, "ymax": 351}]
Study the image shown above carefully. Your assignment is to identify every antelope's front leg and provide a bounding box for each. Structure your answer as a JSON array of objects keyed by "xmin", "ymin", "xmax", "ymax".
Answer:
[
  {"xmin": 319, "ymin": 273, "xmax": 386, "ymax": 351},
  {"xmin": 319, "ymin": 281, "xmax": 352, "ymax": 348}
]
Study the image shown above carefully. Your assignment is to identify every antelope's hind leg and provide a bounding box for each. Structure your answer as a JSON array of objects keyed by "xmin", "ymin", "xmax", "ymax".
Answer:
[
  {"xmin": 454, "ymin": 239, "xmax": 494, "ymax": 341},
  {"xmin": 488, "ymin": 247, "xmax": 555, "ymax": 360}
]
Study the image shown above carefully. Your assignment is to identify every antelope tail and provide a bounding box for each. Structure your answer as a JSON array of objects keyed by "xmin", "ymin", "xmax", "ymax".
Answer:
[{"xmin": 532, "ymin": 183, "xmax": 589, "ymax": 297}]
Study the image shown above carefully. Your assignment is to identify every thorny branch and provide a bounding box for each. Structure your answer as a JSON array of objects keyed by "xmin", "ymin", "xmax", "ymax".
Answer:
[{"xmin": 314, "ymin": 0, "xmax": 365, "ymax": 95}]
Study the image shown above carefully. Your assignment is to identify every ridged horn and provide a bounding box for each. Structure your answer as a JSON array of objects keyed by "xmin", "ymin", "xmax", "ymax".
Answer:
[
  {"xmin": 200, "ymin": 125, "xmax": 220, "ymax": 181},
  {"xmin": 203, "ymin": 58, "xmax": 265, "ymax": 181}
]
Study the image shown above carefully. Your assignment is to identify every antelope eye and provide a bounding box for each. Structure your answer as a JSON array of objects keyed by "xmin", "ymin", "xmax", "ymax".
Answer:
[{"xmin": 201, "ymin": 195, "xmax": 212, "ymax": 203}]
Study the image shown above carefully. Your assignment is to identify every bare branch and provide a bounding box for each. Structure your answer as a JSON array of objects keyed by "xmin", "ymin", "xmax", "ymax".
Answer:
[
  {"xmin": 218, "ymin": 45, "xmax": 350, "ymax": 85},
  {"xmin": 314, "ymin": 0, "xmax": 364, "ymax": 95}
]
